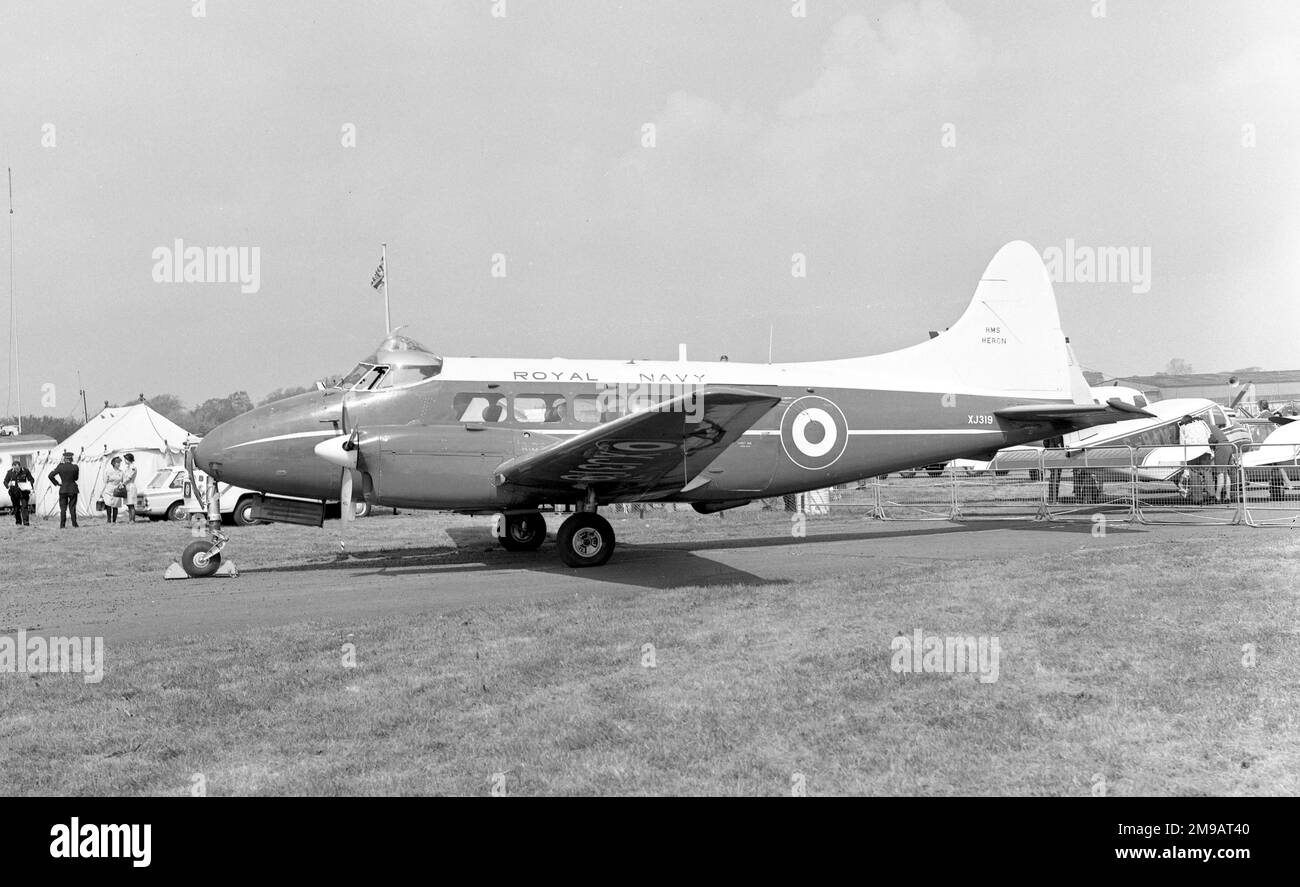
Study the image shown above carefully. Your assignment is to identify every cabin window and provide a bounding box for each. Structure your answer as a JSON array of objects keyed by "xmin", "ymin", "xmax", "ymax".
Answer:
[
  {"xmin": 572, "ymin": 395, "xmax": 601, "ymax": 424},
  {"xmin": 513, "ymin": 394, "xmax": 567, "ymax": 423},
  {"xmin": 1133, "ymin": 395, "xmax": 1148, "ymax": 408},
  {"xmin": 1210, "ymin": 407, "xmax": 1229, "ymax": 428},
  {"xmin": 1125, "ymin": 423, "xmax": 1181, "ymax": 448},
  {"xmin": 455, "ymin": 393, "xmax": 506, "ymax": 423}
]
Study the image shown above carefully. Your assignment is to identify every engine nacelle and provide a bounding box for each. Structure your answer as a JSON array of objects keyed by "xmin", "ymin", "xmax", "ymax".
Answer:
[{"xmin": 354, "ymin": 424, "xmax": 523, "ymax": 509}]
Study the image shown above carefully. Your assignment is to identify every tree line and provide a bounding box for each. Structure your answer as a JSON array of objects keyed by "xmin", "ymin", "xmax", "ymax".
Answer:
[{"xmin": 3, "ymin": 385, "xmax": 315, "ymax": 443}]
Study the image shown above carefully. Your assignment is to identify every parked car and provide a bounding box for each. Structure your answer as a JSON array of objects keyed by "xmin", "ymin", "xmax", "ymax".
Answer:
[{"xmin": 136, "ymin": 466, "xmax": 266, "ymax": 525}]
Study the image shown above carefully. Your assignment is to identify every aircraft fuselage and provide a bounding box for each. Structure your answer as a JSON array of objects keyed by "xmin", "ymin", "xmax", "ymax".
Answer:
[{"xmin": 195, "ymin": 358, "xmax": 1062, "ymax": 512}]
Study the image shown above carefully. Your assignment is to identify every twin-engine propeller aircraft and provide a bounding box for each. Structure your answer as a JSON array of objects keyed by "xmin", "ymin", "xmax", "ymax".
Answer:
[{"xmin": 183, "ymin": 241, "xmax": 1150, "ymax": 574}]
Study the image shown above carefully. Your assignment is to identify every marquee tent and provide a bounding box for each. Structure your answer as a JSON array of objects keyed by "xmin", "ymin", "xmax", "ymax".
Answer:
[{"xmin": 31, "ymin": 404, "xmax": 197, "ymax": 519}]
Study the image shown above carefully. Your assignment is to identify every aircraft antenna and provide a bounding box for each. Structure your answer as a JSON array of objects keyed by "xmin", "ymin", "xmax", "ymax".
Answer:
[{"xmin": 767, "ymin": 324, "xmax": 774, "ymax": 364}]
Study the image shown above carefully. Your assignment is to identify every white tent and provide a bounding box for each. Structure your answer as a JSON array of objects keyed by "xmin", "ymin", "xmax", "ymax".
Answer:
[{"xmin": 32, "ymin": 404, "xmax": 197, "ymax": 519}]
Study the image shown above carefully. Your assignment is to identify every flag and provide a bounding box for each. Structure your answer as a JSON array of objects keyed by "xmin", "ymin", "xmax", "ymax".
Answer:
[{"xmin": 370, "ymin": 257, "xmax": 385, "ymax": 291}]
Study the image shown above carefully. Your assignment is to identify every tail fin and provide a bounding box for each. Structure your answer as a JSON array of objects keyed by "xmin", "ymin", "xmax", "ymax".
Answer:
[{"xmin": 850, "ymin": 241, "xmax": 1087, "ymax": 401}]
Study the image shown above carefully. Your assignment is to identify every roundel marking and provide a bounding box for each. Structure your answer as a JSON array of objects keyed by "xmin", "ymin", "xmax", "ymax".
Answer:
[
  {"xmin": 780, "ymin": 396, "xmax": 848, "ymax": 470},
  {"xmin": 609, "ymin": 440, "xmax": 677, "ymax": 453}
]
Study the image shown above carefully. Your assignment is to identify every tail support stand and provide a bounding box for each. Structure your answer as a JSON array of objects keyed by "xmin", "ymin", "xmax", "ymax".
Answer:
[
  {"xmin": 1232, "ymin": 458, "xmax": 1248, "ymax": 527},
  {"xmin": 871, "ymin": 476, "xmax": 887, "ymax": 521},
  {"xmin": 1034, "ymin": 451, "xmax": 1050, "ymax": 522},
  {"xmin": 1128, "ymin": 446, "xmax": 1139, "ymax": 523}
]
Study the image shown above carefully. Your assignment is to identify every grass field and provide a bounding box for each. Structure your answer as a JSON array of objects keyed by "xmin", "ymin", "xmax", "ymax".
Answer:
[{"xmin": 1, "ymin": 492, "xmax": 1298, "ymax": 796}]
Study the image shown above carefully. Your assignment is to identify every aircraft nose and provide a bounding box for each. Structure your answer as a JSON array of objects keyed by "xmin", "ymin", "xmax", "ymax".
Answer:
[
  {"xmin": 193, "ymin": 432, "xmax": 219, "ymax": 474},
  {"xmin": 193, "ymin": 418, "xmax": 240, "ymax": 476}
]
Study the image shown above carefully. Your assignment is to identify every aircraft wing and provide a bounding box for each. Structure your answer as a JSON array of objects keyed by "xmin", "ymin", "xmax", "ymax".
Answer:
[
  {"xmin": 995, "ymin": 398, "xmax": 1154, "ymax": 431},
  {"xmin": 493, "ymin": 386, "xmax": 781, "ymax": 499}
]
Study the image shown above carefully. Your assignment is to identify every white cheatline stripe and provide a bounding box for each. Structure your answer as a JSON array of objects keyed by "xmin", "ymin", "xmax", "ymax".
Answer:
[
  {"xmin": 745, "ymin": 429, "xmax": 993, "ymax": 436},
  {"xmin": 227, "ymin": 430, "xmax": 338, "ymax": 450},
  {"xmin": 222, "ymin": 427, "xmax": 994, "ymax": 448},
  {"xmin": 846, "ymin": 429, "xmax": 994, "ymax": 435}
]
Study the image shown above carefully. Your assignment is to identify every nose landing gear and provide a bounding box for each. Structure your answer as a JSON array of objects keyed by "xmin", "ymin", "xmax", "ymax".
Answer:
[{"xmin": 166, "ymin": 467, "xmax": 239, "ymax": 580}]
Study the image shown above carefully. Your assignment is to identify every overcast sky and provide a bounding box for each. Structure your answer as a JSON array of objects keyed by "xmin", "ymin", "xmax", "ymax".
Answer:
[{"xmin": 1, "ymin": 0, "xmax": 1297, "ymax": 417}]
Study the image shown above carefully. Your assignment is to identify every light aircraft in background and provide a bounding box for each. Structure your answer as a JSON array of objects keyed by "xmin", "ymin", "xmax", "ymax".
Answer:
[
  {"xmin": 989, "ymin": 394, "xmax": 1249, "ymax": 499},
  {"xmin": 1240, "ymin": 419, "xmax": 1300, "ymax": 499},
  {"xmin": 181, "ymin": 241, "xmax": 1150, "ymax": 574}
]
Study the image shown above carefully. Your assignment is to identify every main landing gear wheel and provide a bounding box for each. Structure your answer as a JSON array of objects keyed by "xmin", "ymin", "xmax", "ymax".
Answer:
[
  {"xmin": 556, "ymin": 513, "xmax": 615, "ymax": 568},
  {"xmin": 181, "ymin": 540, "xmax": 221, "ymax": 578},
  {"xmin": 499, "ymin": 512, "xmax": 547, "ymax": 551}
]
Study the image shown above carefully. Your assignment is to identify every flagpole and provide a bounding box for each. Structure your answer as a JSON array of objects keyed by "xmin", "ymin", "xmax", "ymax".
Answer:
[
  {"xmin": 382, "ymin": 242, "xmax": 391, "ymax": 336},
  {"xmin": 7, "ymin": 168, "xmax": 18, "ymax": 433}
]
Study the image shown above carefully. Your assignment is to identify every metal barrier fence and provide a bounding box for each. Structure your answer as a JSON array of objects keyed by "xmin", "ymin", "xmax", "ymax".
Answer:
[
  {"xmin": 802, "ymin": 443, "xmax": 1300, "ymax": 528},
  {"xmin": 1239, "ymin": 442, "xmax": 1300, "ymax": 527}
]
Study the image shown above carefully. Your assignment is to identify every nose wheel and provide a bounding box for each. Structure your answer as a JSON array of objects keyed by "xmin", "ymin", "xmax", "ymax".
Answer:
[
  {"xmin": 556, "ymin": 512, "xmax": 615, "ymax": 567},
  {"xmin": 171, "ymin": 527, "xmax": 234, "ymax": 579},
  {"xmin": 181, "ymin": 539, "xmax": 222, "ymax": 577}
]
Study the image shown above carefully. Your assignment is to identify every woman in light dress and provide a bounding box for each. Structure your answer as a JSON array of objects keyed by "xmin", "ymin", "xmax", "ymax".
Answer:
[
  {"xmin": 102, "ymin": 456, "xmax": 124, "ymax": 524},
  {"xmin": 121, "ymin": 452, "xmax": 139, "ymax": 523}
]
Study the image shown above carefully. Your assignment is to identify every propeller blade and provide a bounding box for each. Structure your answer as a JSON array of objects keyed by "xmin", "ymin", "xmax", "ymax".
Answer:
[{"xmin": 341, "ymin": 468, "xmax": 354, "ymax": 522}]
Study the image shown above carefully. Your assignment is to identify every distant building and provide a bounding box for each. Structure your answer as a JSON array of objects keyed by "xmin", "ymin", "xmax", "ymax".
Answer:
[{"xmin": 1102, "ymin": 370, "xmax": 1300, "ymax": 409}]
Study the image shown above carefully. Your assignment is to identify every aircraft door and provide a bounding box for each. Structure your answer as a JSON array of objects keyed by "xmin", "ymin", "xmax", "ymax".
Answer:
[{"xmin": 696, "ymin": 431, "xmax": 781, "ymax": 494}]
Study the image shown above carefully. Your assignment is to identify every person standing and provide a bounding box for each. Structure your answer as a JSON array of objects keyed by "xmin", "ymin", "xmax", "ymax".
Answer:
[
  {"xmin": 1208, "ymin": 423, "xmax": 1235, "ymax": 502},
  {"xmin": 4, "ymin": 458, "xmax": 35, "ymax": 526},
  {"xmin": 1177, "ymin": 415, "xmax": 1212, "ymax": 503},
  {"xmin": 102, "ymin": 456, "xmax": 124, "ymax": 524},
  {"xmin": 121, "ymin": 453, "xmax": 139, "ymax": 523},
  {"xmin": 48, "ymin": 451, "xmax": 80, "ymax": 528},
  {"xmin": 1042, "ymin": 435, "xmax": 1064, "ymax": 503}
]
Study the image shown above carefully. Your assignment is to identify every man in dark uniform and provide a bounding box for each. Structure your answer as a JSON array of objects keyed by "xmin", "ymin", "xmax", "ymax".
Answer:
[
  {"xmin": 1042, "ymin": 435, "xmax": 1065, "ymax": 503},
  {"xmin": 48, "ymin": 451, "xmax": 80, "ymax": 528},
  {"xmin": 4, "ymin": 458, "xmax": 35, "ymax": 525}
]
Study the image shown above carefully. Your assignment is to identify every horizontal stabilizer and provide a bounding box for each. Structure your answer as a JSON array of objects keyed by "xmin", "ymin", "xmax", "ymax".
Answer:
[{"xmin": 995, "ymin": 397, "xmax": 1154, "ymax": 430}]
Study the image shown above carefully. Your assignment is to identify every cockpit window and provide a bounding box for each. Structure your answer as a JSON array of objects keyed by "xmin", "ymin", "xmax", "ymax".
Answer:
[
  {"xmin": 335, "ymin": 335, "xmax": 444, "ymax": 391},
  {"xmin": 337, "ymin": 363, "xmax": 390, "ymax": 391},
  {"xmin": 373, "ymin": 364, "xmax": 441, "ymax": 389},
  {"xmin": 1134, "ymin": 395, "xmax": 1148, "ymax": 408},
  {"xmin": 339, "ymin": 363, "xmax": 374, "ymax": 389},
  {"xmin": 378, "ymin": 333, "xmax": 435, "ymax": 353}
]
